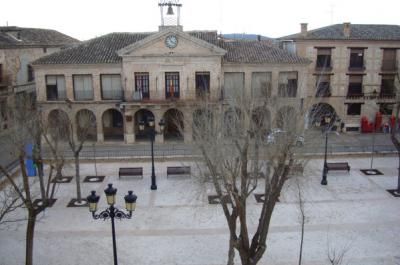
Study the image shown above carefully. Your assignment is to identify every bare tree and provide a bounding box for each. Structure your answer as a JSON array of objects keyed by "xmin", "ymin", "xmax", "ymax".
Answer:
[
  {"xmin": 326, "ymin": 232, "xmax": 352, "ymax": 265},
  {"xmin": 0, "ymin": 93, "xmax": 57, "ymax": 265},
  {"xmin": 295, "ymin": 176, "xmax": 306, "ymax": 265},
  {"xmin": 0, "ymin": 181, "xmax": 24, "ymax": 225},
  {"xmin": 191, "ymin": 86, "xmax": 312, "ymax": 265},
  {"xmin": 57, "ymin": 109, "xmax": 96, "ymax": 203}
]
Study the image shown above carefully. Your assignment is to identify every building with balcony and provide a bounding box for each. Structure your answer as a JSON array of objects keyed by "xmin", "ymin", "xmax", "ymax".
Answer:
[
  {"xmin": 0, "ymin": 26, "xmax": 78, "ymax": 133},
  {"xmin": 281, "ymin": 23, "xmax": 400, "ymax": 131},
  {"xmin": 32, "ymin": 2, "xmax": 310, "ymax": 144}
]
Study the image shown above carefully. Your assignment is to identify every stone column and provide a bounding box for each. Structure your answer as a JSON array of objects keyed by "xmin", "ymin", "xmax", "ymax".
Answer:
[
  {"xmin": 125, "ymin": 110, "xmax": 135, "ymax": 144},
  {"xmin": 154, "ymin": 109, "xmax": 164, "ymax": 143},
  {"xmin": 96, "ymin": 115, "xmax": 104, "ymax": 143},
  {"xmin": 183, "ymin": 107, "xmax": 193, "ymax": 143}
]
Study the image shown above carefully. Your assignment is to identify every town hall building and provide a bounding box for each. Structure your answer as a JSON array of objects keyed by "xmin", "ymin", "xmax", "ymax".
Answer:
[{"xmin": 32, "ymin": 1, "xmax": 310, "ymax": 144}]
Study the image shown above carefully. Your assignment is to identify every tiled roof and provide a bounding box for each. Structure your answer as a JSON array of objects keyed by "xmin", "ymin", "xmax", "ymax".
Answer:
[
  {"xmin": 33, "ymin": 33, "xmax": 151, "ymax": 65},
  {"xmin": 221, "ymin": 40, "xmax": 309, "ymax": 64},
  {"xmin": 33, "ymin": 31, "xmax": 309, "ymax": 65},
  {"xmin": 0, "ymin": 26, "xmax": 79, "ymax": 48},
  {"xmin": 281, "ymin": 24, "xmax": 400, "ymax": 40}
]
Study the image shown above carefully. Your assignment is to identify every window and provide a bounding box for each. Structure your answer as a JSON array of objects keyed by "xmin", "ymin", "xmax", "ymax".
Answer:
[
  {"xmin": 73, "ymin": 75, "xmax": 93, "ymax": 100},
  {"xmin": 0, "ymin": 64, "xmax": 3, "ymax": 83},
  {"xmin": 347, "ymin": 103, "xmax": 362, "ymax": 115},
  {"xmin": 382, "ymin": 49, "xmax": 397, "ymax": 71},
  {"xmin": 251, "ymin": 72, "xmax": 272, "ymax": 98},
  {"xmin": 224, "ymin": 72, "xmax": 244, "ymax": 100},
  {"xmin": 316, "ymin": 48, "xmax": 332, "ymax": 69},
  {"xmin": 165, "ymin": 72, "xmax": 179, "ymax": 99},
  {"xmin": 101, "ymin": 74, "xmax": 122, "ymax": 100},
  {"xmin": 380, "ymin": 75, "xmax": 395, "ymax": 97},
  {"xmin": 195, "ymin": 72, "xmax": 210, "ymax": 98},
  {"xmin": 347, "ymin": 75, "xmax": 363, "ymax": 96},
  {"xmin": 315, "ymin": 75, "xmax": 331, "ymax": 97},
  {"xmin": 278, "ymin": 72, "xmax": 297, "ymax": 97},
  {"xmin": 27, "ymin": 65, "xmax": 34, "ymax": 82},
  {"xmin": 46, "ymin": 75, "xmax": 66, "ymax": 101},
  {"xmin": 379, "ymin": 103, "xmax": 393, "ymax": 115},
  {"xmin": 349, "ymin": 48, "xmax": 365, "ymax": 69},
  {"xmin": 135, "ymin": 72, "xmax": 149, "ymax": 99}
]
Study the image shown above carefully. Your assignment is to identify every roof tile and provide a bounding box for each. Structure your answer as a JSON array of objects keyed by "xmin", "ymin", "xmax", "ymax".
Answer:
[
  {"xmin": 281, "ymin": 24, "xmax": 400, "ymax": 40},
  {"xmin": 33, "ymin": 31, "xmax": 309, "ymax": 65}
]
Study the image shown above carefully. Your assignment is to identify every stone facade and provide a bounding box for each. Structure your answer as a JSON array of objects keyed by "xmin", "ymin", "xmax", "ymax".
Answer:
[
  {"xmin": 33, "ymin": 27, "xmax": 310, "ymax": 144},
  {"xmin": 0, "ymin": 26, "xmax": 78, "ymax": 134},
  {"xmin": 282, "ymin": 23, "xmax": 400, "ymax": 131}
]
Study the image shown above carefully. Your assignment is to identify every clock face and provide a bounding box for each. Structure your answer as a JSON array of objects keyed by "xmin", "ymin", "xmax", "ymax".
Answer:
[{"xmin": 165, "ymin": 35, "xmax": 178, "ymax": 49}]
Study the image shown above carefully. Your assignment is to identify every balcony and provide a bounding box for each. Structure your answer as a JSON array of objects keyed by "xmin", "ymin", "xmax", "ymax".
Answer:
[
  {"xmin": 315, "ymin": 67, "xmax": 333, "ymax": 74},
  {"xmin": 379, "ymin": 92, "xmax": 396, "ymax": 99},
  {"xmin": 348, "ymin": 66, "xmax": 365, "ymax": 72},
  {"xmin": 346, "ymin": 92, "xmax": 364, "ymax": 99}
]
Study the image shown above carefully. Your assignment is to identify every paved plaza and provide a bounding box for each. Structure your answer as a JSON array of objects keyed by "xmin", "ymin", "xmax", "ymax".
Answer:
[{"xmin": 0, "ymin": 156, "xmax": 400, "ymax": 265}]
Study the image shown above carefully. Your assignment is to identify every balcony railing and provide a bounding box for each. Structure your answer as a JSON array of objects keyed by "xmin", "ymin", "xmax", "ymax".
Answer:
[
  {"xmin": 346, "ymin": 93, "xmax": 364, "ymax": 99},
  {"xmin": 348, "ymin": 66, "xmax": 366, "ymax": 72},
  {"xmin": 379, "ymin": 92, "xmax": 396, "ymax": 99}
]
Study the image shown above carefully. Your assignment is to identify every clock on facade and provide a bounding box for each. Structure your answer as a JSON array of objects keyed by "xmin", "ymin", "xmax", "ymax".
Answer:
[{"xmin": 165, "ymin": 35, "xmax": 178, "ymax": 49}]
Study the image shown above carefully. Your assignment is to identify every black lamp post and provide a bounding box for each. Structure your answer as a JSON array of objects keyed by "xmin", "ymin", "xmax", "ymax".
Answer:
[
  {"xmin": 86, "ymin": 184, "xmax": 137, "ymax": 265},
  {"xmin": 139, "ymin": 117, "xmax": 165, "ymax": 190},
  {"xmin": 321, "ymin": 116, "xmax": 332, "ymax": 185}
]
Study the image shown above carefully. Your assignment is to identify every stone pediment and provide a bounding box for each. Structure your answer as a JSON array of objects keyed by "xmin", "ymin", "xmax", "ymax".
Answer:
[{"xmin": 117, "ymin": 29, "xmax": 226, "ymax": 58}]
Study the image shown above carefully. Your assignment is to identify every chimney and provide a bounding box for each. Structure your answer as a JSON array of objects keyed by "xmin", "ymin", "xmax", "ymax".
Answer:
[
  {"xmin": 257, "ymin": 35, "xmax": 261, "ymax": 41},
  {"xmin": 300, "ymin": 23, "xmax": 308, "ymax": 37},
  {"xmin": 343, "ymin": 22, "xmax": 351, "ymax": 38}
]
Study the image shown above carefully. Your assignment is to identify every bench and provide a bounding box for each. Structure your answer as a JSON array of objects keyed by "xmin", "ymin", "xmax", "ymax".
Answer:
[
  {"xmin": 326, "ymin": 162, "xmax": 350, "ymax": 172},
  {"xmin": 167, "ymin": 166, "xmax": 191, "ymax": 178},
  {"xmin": 118, "ymin": 167, "xmax": 143, "ymax": 179}
]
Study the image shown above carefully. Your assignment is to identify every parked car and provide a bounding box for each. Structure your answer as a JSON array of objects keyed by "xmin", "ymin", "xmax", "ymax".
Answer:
[{"xmin": 266, "ymin": 128, "xmax": 304, "ymax": 146}]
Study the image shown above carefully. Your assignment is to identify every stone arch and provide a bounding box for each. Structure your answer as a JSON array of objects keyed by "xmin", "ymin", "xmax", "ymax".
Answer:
[
  {"xmin": 163, "ymin": 108, "xmax": 184, "ymax": 141},
  {"xmin": 223, "ymin": 107, "xmax": 243, "ymax": 137},
  {"xmin": 102, "ymin": 108, "xmax": 124, "ymax": 141},
  {"xmin": 251, "ymin": 106, "xmax": 271, "ymax": 136},
  {"xmin": 48, "ymin": 109, "xmax": 70, "ymax": 140},
  {"xmin": 308, "ymin": 103, "xmax": 337, "ymax": 128},
  {"xmin": 76, "ymin": 109, "xmax": 97, "ymax": 141},
  {"xmin": 134, "ymin": 109, "xmax": 155, "ymax": 141}
]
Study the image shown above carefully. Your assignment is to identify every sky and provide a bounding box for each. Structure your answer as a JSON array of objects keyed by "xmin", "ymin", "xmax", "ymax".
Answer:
[{"xmin": 1, "ymin": 0, "xmax": 400, "ymax": 41}]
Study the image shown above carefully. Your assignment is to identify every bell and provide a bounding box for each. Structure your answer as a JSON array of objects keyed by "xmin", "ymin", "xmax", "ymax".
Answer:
[{"xmin": 167, "ymin": 4, "xmax": 174, "ymax": 15}]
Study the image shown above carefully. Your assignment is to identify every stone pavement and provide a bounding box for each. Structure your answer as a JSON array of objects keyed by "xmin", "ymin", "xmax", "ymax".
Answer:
[{"xmin": 0, "ymin": 156, "xmax": 399, "ymax": 265}]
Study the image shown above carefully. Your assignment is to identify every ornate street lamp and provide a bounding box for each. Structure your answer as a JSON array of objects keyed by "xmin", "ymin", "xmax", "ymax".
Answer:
[
  {"xmin": 321, "ymin": 116, "xmax": 332, "ymax": 185},
  {"xmin": 139, "ymin": 117, "xmax": 165, "ymax": 190},
  {"xmin": 87, "ymin": 184, "xmax": 137, "ymax": 265}
]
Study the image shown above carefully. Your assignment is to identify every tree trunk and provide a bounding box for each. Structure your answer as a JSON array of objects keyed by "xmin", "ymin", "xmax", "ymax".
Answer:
[
  {"xmin": 36, "ymin": 160, "xmax": 47, "ymax": 206},
  {"xmin": 74, "ymin": 154, "xmax": 82, "ymax": 202},
  {"xmin": 25, "ymin": 209, "xmax": 36, "ymax": 265},
  {"xmin": 227, "ymin": 238, "xmax": 235, "ymax": 265}
]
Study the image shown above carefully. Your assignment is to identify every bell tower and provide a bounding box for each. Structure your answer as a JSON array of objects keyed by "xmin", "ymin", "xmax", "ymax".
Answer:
[{"xmin": 158, "ymin": 0, "xmax": 182, "ymax": 31}]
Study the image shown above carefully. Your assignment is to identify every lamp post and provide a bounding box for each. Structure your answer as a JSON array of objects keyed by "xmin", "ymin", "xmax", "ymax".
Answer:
[
  {"xmin": 139, "ymin": 117, "xmax": 165, "ymax": 190},
  {"xmin": 86, "ymin": 184, "xmax": 137, "ymax": 265},
  {"xmin": 321, "ymin": 116, "xmax": 332, "ymax": 185}
]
